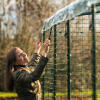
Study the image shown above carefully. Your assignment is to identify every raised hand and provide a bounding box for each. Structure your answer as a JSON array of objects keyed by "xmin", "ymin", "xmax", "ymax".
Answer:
[
  {"xmin": 35, "ymin": 42, "xmax": 42, "ymax": 54},
  {"xmin": 42, "ymin": 39, "xmax": 50, "ymax": 57}
]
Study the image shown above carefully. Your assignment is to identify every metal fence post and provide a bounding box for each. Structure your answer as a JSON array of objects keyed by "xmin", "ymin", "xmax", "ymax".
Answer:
[
  {"xmin": 91, "ymin": 4, "xmax": 96, "ymax": 100},
  {"xmin": 53, "ymin": 25, "xmax": 57, "ymax": 100},
  {"xmin": 66, "ymin": 20, "xmax": 71, "ymax": 100}
]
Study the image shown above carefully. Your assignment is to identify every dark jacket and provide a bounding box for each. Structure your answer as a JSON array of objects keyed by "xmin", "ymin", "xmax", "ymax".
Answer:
[{"xmin": 13, "ymin": 53, "xmax": 48, "ymax": 100}]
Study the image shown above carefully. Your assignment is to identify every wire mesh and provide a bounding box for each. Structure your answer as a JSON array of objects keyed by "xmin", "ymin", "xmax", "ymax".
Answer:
[
  {"xmin": 96, "ymin": 12, "xmax": 100, "ymax": 100},
  {"xmin": 70, "ymin": 14, "xmax": 93, "ymax": 100},
  {"xmin": 41, "ymin": 24, "xmax": 68, "ymax": 100},
  {"xmin": 42, "ymin": 4, "xmax": 100, "ymax": 100}
]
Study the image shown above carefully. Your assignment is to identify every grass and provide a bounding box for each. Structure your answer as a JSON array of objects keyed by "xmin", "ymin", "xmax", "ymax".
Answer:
[
  {"xmin": 0, "ymin": 92, "xmax": 17, "ymax": 97},
  {"xmin": 0, "ymin": 90, "xmax": 100, "ymax": 99}
]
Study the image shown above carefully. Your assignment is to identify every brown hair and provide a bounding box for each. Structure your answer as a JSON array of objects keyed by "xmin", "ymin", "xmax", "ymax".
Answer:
[{"xmin": 6, "ymin": 47, "xmax": 17, "ymax": 91}]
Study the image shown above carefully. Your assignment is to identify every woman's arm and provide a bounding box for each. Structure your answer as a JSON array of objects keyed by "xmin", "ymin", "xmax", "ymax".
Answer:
[
  {"xmin": 28, "ymin": 39, "xmax": 50, "ymax": 68},
  {"xmin": 27, "ymin": 42, "xmax": 42, "ymax": 68},
  {"xmin": 27, "ymin": 53, "xmax": 41, "ymax": 68},
  {"xmin": 30, "ymin": 56, "xmax": 48, "ymax": 81}
]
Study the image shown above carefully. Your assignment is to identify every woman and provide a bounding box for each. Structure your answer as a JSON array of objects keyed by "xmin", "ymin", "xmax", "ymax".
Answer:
[{"xmin": 6, "ymin": 39, "xmax": 50, "ymax": 100}]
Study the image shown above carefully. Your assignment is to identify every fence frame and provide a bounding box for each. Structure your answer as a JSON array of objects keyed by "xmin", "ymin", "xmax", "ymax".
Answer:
[{"xmin": 42, "ymin": 3, "xmax": 100, "ymax": 100}]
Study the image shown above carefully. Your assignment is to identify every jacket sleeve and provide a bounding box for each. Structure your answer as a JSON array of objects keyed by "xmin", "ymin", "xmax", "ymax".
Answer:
[
  {"xmin": 27, "ymin": 53, "xmax": 41, "ymax": 68},
  {"xmin": 15, "ymin": 56, "xmax": 48, "ymax": 83}
]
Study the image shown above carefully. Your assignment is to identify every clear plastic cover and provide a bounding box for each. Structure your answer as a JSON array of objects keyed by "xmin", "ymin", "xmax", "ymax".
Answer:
[{"xmin": 42, "ymin": 0, "xmax": 100, "ymax": 32}]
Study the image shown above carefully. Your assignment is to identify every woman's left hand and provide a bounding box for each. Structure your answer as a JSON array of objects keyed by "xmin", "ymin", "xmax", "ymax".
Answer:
[{"xmin": 42, "ymin": 39, "xmax": 50, "ymax": 57}]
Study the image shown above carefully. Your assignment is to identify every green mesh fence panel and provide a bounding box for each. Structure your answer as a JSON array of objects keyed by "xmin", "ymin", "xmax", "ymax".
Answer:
[
  {"xmin": 96, "ymin": 8, "xmax": 100, "ymax": 100},
  {"xmin": 42, "ymin": 24, "xmax": 68, "ymax": 100},
  {"xmin": 70, "ymin": 14, "xmax": 93, "ymax": 100},
  {"xmin": 42, "ymin": 4, "xmax": 100, "ymax": 100}
]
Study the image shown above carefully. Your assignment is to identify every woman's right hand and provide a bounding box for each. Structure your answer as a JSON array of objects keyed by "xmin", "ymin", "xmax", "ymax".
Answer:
[
  {"xmin": 42, "ymin": 39, "xmax": 50, "ymax": 57},
  {"xmin": 35, "ymin": 42, "xmax": 42, "ymax": 54}
]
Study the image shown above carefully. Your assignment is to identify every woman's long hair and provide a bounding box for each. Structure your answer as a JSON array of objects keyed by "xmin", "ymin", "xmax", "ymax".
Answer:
[{"xmin": 6, "ymin": 47, "xmax": 17, "ymax": 91}]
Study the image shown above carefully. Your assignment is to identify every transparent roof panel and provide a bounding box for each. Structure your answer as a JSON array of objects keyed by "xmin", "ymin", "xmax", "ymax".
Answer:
[{"xmin": 42, "ymin": 0, "xmax": 100, "ymax": 32}]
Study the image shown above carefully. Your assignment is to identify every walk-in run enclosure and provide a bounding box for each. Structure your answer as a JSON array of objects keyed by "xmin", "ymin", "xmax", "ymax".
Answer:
[{"xmin": 41, "ymin": 0, "xmax": 100, "ymax": 100}]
